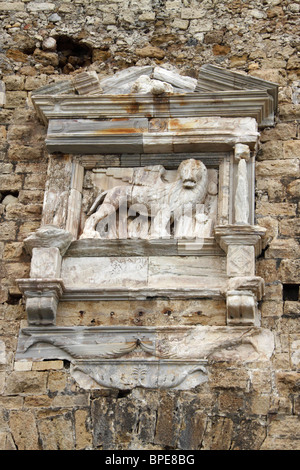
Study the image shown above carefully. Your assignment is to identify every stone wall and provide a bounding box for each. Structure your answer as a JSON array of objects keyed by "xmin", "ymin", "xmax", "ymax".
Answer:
[{"xmin": 0, "ymin": 0, "xmax": 299, "ymax": 450}]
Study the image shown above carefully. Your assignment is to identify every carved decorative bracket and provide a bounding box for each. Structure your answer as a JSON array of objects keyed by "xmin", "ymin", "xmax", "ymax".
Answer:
[
  {"xmin": 18, "ymin": 278, "xmax": 64, "ymax": 326},
  {"xmin": 16, "ymin": 325, "xmax": 274, "ymax": 390}
]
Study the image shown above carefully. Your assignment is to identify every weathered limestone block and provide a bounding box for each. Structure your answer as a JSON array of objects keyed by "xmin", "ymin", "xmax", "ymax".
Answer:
[
  {"xmin": 209, "ymin": 366, "xmax": 249, "ymax": 391},
  {"xmin": 283, "ymin": 140, "xmax": 300, "ymax": 159},
  {"xmin": 256, "ymin": 177, "xmax": 286, "ymax": 202},
  {"xmin": 4, "ymin": 91, "xmax": 27, "ymax": 109},
  {"xmin": 0, "ymin": 221, "xmax": 18, "ymax": 240},
  {"xmin": 37, "ymin": 414, "xmax": 74, "ymax": 450},
  {"xmin": 7, "ymin": 145, "xmax": 44, "ymax": 161},
  {"xmin": 265, "ymin": 238, "xmax": 300, "ymax": 259},
  {"xmin": 287, "ymin": 179, "xmax": 300, "ymax": 198},
  {"xmin": 0, "ymin": 432, "xmax": 16, "ymax": 450},
  {"xmin": 0, "ymin": 174, "xmax": 23, "ymax": 191},
  {"xmin": 260, "ymin": 122, "xmax": 297, "ymax": 142},
  {"xmin": 181, "ymin": 7, "xmax": 206, "ymax": 19},
  {"xmin": 3, "ymin": 75, "xmax": 25, "ymax": 92},
  {"xmin": 277, "ymin": 259, "xmax": 300, "ymax": 283},
  {"xmin": 0, "ymin": 286, "xmax": 8, "ymax": 304},
  {"xmin": 5, "ymin": 203, "xmax": 42, "ymax": 220},
  {"xmin": 256, "ymin": 159, "xmax": 299, "ymax": 177},
  {"xmin": 261, "ymin": 300, "xmax": 283, "ymax": 319},
  {"xmin": 280, "ymin": 218, "xmax": 300, "ymax": 237},
  {"xmin": 9, "ymin": 411, "xmax": 39, "ymax": 451},
  {"xmin": 27, "ymin": 2, "xmax": 55, "ymax": 11},
  {"xmin": 0, "ymin": 2, "xmax": 24, "ymax": 10},
  {"xmin": 260, "ymin": 417, "xmax": 300, "ymax": 450},
  {"xmin": 256, "ymin": 202, "xmax": 297, "ymax": 217},
  {"xmin": 75, "ymin": 409, "xmax": 93, "ymax": 450},
  {"xmin": 135, "ymin": 45, "xmax": 165, "ymax": 59},
  {"xmin": 257, "ymin": 141, "xmax": 283, "ymax": 161},
  {"xmin": 5, "ymin": 371, "xmax": 48, "ymax": 395},
  {"xmin": 33, "ymin": 49, "xmax": 59, "ymax": 67},
  {"xmin": 24, "ymin": 75, "xmax": 48, "ymax": 91}
]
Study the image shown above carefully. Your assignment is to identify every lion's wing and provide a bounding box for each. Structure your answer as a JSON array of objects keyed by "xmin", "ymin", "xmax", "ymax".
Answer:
[
  {"xmin": 87, "ymin": 190, "xmax": 108, "ymax": 216},
  {"xmin": 131, "ymin": 165, "xmax": 167, "ymax": 187}
]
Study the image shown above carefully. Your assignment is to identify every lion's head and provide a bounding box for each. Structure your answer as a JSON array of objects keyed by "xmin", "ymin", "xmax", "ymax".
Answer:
[{"xmin": 177, "ymin": 159, "xmax": 208, "ymax": 190}]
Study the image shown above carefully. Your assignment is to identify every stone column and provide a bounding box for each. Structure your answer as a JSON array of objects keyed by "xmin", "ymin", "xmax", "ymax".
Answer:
[{"xmin": 234, "ymin": 143, "xmax": 251, "ymax": 225}]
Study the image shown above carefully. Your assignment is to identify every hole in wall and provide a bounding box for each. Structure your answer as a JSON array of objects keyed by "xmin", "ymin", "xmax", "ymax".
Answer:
[
  {"xmin": 55, "ymin": 35, "xmax": 93, "ymax": 74},
  {"xmin": 117, "ymin": 389, "xmax": 132, "ymax": 399},
  {"xmin": 0, "ymin": 190, "xmax": 19, "ymax": 204},
  {"xmin": 282, "ymin": 284, "xmax": 299, "ymax": 301},
  {"xmin": 6, "ymin": 293, "xmax": 22, "ymax": 305},
  {"xmin": 63, "ymin": 359, "xmax": 70, "ymax": 369}
]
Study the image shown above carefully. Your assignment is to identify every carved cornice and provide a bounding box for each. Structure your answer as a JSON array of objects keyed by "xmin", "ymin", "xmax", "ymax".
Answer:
[
  {"xmin": 60, "ymin": 286, "xmax": 224, "ymax": 301},
  {"xmin": 17, "ymin": 278, "xmax": 65, "ymax": 298},
  {"xmin": 32, "ymin": 90, "xmax": 274, "ymax": 128},
  {"xmin": 17, "ymin": 278, "xmax": 225, "ymax": 302}
]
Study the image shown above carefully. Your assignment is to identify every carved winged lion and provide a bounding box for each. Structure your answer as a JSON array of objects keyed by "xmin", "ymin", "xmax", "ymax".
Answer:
[{"xmin": 80, "ymin": 159, "xmax": 209, "ymax": 239}]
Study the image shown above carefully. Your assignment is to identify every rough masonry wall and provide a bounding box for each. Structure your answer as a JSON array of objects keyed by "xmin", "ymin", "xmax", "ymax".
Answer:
[{"xmin": 0, "ymin": 0, "xmax": 299, "ymax": 450}]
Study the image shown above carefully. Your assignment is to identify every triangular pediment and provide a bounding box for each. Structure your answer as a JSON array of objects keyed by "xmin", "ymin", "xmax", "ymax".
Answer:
[
  {"xmin": 31, "ymin": 64, "xmax": 278, "ymax": 128},
  {"xmin": 32, "ymin": 64, "xmax": 278, "ymax": 97}
]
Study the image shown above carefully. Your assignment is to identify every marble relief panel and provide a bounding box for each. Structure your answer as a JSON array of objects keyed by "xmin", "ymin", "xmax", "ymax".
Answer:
[{"xmin": 80, "ymin": 160, "xmax": 219, "ymax": 241}]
